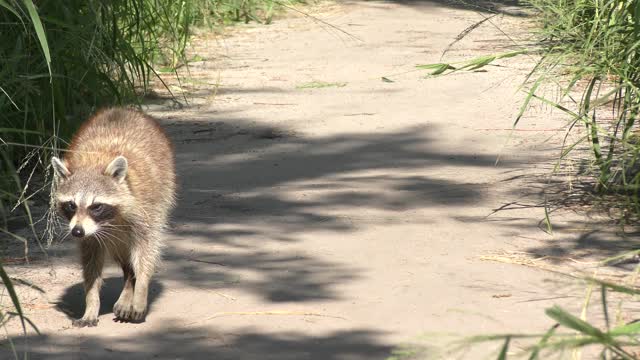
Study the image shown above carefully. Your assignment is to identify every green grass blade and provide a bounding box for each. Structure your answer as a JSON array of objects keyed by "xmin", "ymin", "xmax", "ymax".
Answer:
[
  {"xmin": 514, "ymin": 79, "xmax": 542, "ymax": 128},
  {"xmin": 528, "ymin": 324, "xmax": 559, "ymax": 360},
  {"xmin": 583, "ymin": 277, "xmax": 640, "ymax": 295},
  {"xmin": 418, "ymin": 50, "xmax": 528, "ymax": 76},
  {"xmin": 415, "ymin": 63, "xmax": 456, "ymax": 75},
  {"xmin": 531, "ymin": 94, "xmax": 579, "ymax": 117},
  {"xmin": 21, "ymin": 0, "xmax": 52, "ymax": 78},
  {"xmin": 601, "ymin": 285, "xmax": 610, "ymax": 331},
  {"xmin": 496, "ymin": 336, "xmax": 510, "ymax": 360},
  {"xmin": 296, "ymin": 81, "xmax": 347, "ymax": 89},
  {"xmin": 609, "ymin": 321, "xmax": 640, "ymax": 336},
  {"xmin": 545, "ymin": 306, "xmax": 609, "ymax": 341},
  {"xmin": 0, "ymin": 260, "xmax": 26, "ymax": 335},
  {"xmin": 0, "ymin": 128, "xmax": 43, "ymax": 135},
  {"xmin": 635, "ymin": 0, "xmax": 640, "ymax": 36},
  {"xmin": 542, "ymin": 197, "xmax": 553, "ymax": 234},
  {"xmin": 5, "ymin": 312, "xmax": 40, "ymax": 334},
  {"xmin": 462, "ymin": 55, "xmax": 496, "ymax": 71},
  {"xmin": 0, "ymin": 0, "xmax": 21, "ymax": 20}
]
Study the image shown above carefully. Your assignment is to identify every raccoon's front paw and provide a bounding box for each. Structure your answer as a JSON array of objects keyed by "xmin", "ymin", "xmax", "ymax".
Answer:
[
  {"xmin": 113, "ymin": 301, "xmax": 146, "ymax": 322},
  {"xmin": 72, "ymin": 317, "xmax": 98, "ymax": 327},
  {"xmin": 113, "ymin": 298, "xmax": 131, "ymax": 318},
  {"xmin": 129, "ymin": 303, "xmax": 147, "ymax": 322}
]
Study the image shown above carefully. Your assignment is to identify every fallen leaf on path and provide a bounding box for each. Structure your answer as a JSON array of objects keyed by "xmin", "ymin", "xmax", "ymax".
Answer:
[{"xmin": 492, "ymin": 294, "xmax": 512, "ymax": 298}]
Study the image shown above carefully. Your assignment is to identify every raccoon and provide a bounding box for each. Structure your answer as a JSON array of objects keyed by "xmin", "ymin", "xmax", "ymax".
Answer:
[{"xmin": 51, "ymin": 107, "xmax": 176, "ymax": 327}]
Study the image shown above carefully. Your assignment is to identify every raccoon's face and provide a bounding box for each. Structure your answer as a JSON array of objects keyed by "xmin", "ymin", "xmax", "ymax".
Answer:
[{"xmin": 51, "ymin": 156, "xmax": 129, "ymax": 239}]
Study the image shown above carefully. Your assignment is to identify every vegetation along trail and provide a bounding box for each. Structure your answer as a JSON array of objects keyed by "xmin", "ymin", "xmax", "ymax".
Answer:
[{"xmin": 4, "ymin": 1, "xmax": 630, "ymax": 358}]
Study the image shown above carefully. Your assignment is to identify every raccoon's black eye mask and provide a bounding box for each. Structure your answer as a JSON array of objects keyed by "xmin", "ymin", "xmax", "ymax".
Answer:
[
  {"xmin": 88, "ymin": 203, "xmax": 117, "ymax": 222},
  {"xmin": 59, "ymin": 201, "xmax": 76, "ymax": 220},
  {"xmin": 57, "ymin": 201, "xmax": 117, "ymax": 222}
]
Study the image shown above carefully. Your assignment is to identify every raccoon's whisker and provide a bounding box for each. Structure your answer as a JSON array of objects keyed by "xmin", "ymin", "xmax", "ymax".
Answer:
[
  {"xmin": 98, "ymin": 233, "xmax": 116, "ymax": 249},
  {"xmin": 109, "ymin": 221, "xmax": 151, "ymax": 230},
  {"xmin": 94, "ymin": 230, "xmax": 109, "ymax": 244},
  {"xmin": 104, "ymin": 231, "xmax": 126, "ymax": 242},
  {"xmin": 101, "ymin": 223, "xmax": 131, "ymax": 227},
  {"xmin": 93, "ymin": 237, "xmax": 103, "ymax": 250},
  {"xmin": 99, "ymin": 236, "xmax": 111, "ymax": 250},
  {"xmin": 101, "ymin": 224, "xmax": 131, "ymax": 230},
  {"xmin": 102, "ymin": 223, "xmax": 137, "ymax": 231},
  {"xmin": 99, "ymin": 229, "xmax": 129, "ymax": 244},
  {"xmin": 93, "ymin": 233, "xmax": 105, "ymax": 250},
  {"xmin": 99, "ymin": 227, "xmax": 128, "ymax": 234},
  {"xmin": 94, "ymin": 232, "xmax": 110, "ymax": 250},
  {"xmin": 100, "ymin": 231, "xmax": 127, "ymax": 246},
  {"xmin": 105, "ymin": 237, "xmax": 118, "ymax": 249},
  {"xmin": 99, "ymin": 228, "xmax": 127, "ymax": 244}
]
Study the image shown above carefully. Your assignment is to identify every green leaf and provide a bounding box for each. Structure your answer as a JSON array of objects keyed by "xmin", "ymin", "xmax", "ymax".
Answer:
[
  {"xmin": 22, "ymin": 0, "xmax": 52, "ymax": 78},
  {"xmin": 583, "ymin": 78, "xmax": 602, "ymax": 164},
  {"xmin": 431, "ymin": 64, "xmax": 453, "ymax": 75},
  {"xmin": 528, "ymin": 324, "xmax": 559, "ymax": 360},
  {"xmin": 0, "ymin": 128, "xmax": 44, "ymax": 135},
  {"xmin": 531, "ymin": 94, "xmax": 578, "ymax": 117},
  {"xmin": 381, "ymin": 77, "xmax": 394, "ymax": 83},
  {"xmin": 464, "ymin": 55, "xmax": 496, "ymax": 70},
  {"xmin": 417, "ymin": 51, "xmax": 526, "ymax": 76},
  {"xmin": 296, "ymin": 81, "xmax": 347, "ymax": 89},
  {"xmin": 514, "ymin": 79, "xmax": 541, "ymax": 128},
  {"xmin": 498, "ymin": 50, "xmax": 528, "ymax": 59},
  {"xmin": 0, "ymin": 260, "xmax": 26, "ymax": 335},
  {"xmin": 609, "ymin": 321, "xmax": 640, "ymax": 336},
  {"xmin": 497, "ymin": 336, "xmax": 510, "ymax": 360},
  {"xmin": 415, "ymin": 63, "xmax": 449, "ymax": 70},
  {"xmin": 5, "ymin": 312, "xmax": 39, "ymax": 334},
  {"xmin": 0, "ymin": 0, "xmax": 21, "ymax": 20},
  {"xmin": 415, "ymin": 63, "xmax": 456, "ymax": 75},
  {"xmin": 545, "ymin": 306, "xmax": 609, "ymax": 342},
  {"xmin": 635, "ymin": 0, "xmax": 640, "ymax": 36},
  {"xmin": 583, "ymin": 277, "xmax": 640, "ymax": 295},
  {"xmin": 542, "ymin": 198, "xmax": 553, "ymax": 235}
]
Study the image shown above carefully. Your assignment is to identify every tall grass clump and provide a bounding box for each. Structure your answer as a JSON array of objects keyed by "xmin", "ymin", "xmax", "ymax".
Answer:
[
  {"xmin": 0, "ymin": 0, "xmax": 198, "ymax": 251},
  {"xmin": 524, "ymin": 0, "xmax": 640, "ymax": 201},
  {"xmin": 420, "ymin": 0, "xmax": 640, "ymax": 217},
  {"xmin": 0, "ymin": 0, "xmax": 198, "ymax": 352},
  {"xmin": 1, "ymin": 0, "xmax": 294, "ymax": 355},
  {"xmin": 190, "ymin": 0, "xmax": 285, "ymax": 25},
  {"xmin": 412, "ymin": 0, "xmax": 640, "ymax": 358},
  {"xmin": 503, "ymin": 0, "xmax": 640, "ymax": 356},
  {"xmin": 0, "ymin": 0, "xmax": 293, "ymax": 251}
]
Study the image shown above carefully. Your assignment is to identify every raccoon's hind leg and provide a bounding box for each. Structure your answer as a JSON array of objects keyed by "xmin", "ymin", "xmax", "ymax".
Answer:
[
  {"xmin": 73, "ymin": 241, "xmax": 105, "ymax": 327},
  {"xmin": 113, "ymin": 261, "xmax": 135, "ymax": 320}
]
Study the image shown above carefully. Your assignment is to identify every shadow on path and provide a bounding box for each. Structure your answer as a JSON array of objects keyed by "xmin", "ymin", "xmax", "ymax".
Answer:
[
  {"xmin": 150, "ymin": 117, "xmax": 544, "ymax": 302},
  {"xmin": 9, "ymin": 324, "xmax": 401, "ymax": 360},
  {"xmin": 55, "ymin": 277, "xmax": 164, "ymax": 320},
  {"xmin": 355, "ymin": 0, "xmax": 528, "ymax": 16}
]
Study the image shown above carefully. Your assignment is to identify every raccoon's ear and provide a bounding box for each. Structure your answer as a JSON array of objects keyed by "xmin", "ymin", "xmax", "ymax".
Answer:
[
  {"xmin": 51, "ymin": 157, "xmax": 71, "ymax": 180},
  {"xmin": 105, "ymin": 156, "xmax": 128, "ymax": 183}
]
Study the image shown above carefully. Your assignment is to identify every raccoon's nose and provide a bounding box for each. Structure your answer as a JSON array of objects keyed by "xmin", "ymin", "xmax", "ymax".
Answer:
[{"xmin": 71, "ymin": 226, "xmax": 85, "ymax": 238}]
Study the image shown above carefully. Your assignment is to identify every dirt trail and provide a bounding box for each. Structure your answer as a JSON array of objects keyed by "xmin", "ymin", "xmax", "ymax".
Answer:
[{"xmin": 2, "ymin": 1, "xmax": 622, "ymax": 359}]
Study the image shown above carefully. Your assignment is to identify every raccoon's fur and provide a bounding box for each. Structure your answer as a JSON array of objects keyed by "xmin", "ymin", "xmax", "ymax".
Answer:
[{"xmin": 51, "ymin": 107, "xmax": 175, "ymax": 327}]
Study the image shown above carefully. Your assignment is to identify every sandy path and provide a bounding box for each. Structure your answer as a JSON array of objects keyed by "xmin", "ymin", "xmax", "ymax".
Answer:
[{"xmin": 2, "ymin": 1, "xmax": 606, "ymax": 359}]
